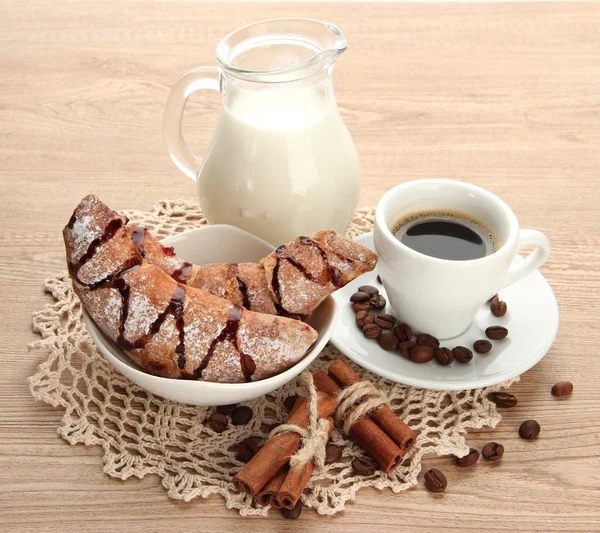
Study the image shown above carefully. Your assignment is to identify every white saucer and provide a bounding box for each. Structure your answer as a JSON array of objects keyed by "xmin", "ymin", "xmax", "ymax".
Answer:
[{"xmin": 331, "ymin": 233, "xmax": 559, "ymax": 390}]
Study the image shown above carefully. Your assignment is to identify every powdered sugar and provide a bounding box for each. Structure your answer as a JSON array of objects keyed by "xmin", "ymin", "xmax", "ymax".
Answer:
[{"xmin": 124, "ymin": 292, "xmax": 160, "ymax": 341}]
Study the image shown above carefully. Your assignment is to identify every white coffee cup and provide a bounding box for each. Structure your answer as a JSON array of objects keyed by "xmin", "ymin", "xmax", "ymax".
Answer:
[{"xmin": 373, "ymin": 179, "xmax": 550, "ymax": 339}]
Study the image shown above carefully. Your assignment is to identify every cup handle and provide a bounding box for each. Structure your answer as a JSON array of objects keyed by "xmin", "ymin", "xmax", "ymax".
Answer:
[
  {"xmin": 502, "ymin": 229, "xmax": 550, "ymax": 289},
  {"xmin": 162, "ymin": 66, "xmax": 222, "ymax": 181}
]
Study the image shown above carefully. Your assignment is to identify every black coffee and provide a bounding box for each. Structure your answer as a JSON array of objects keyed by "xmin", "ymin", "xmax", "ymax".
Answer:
[{"xmin": 391, "ymin": 211, "xmax": 496, "ymax": 261}]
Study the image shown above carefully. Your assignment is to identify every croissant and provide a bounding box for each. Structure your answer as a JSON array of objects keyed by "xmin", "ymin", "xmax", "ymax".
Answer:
[
  {"xmin": 64, "ymin": 195, "xmax": 318, "ymax": 383},
  {"xmin": 125, "ymin": 225, "xmax": 377, "ymax": 317}
]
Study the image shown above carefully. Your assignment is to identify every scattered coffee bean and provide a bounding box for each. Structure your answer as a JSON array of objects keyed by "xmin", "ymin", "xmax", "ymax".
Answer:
[
  {"xmin": 453, "ymin": 346, "xmax": 473, "ymax": 363},
  {"xmin": 489, "ymin": 392, "xmax": 518, "ymax": 408},
  {"xmin": 235, "ymin": 437, "xmax": 262, "ymax": 462},
  {"xmin": 398, "ymin": 340, "xmax": 416, "ymax": 358},
  {"xmin": 455, "ymin": 448, "xmax": 479, "ymax": 466},
  {"xmin": 324, "ymin": 443, "xmax": 344, "ymax": 465},
  {"xmin": 350, "ymin": 291, "xmax": 370, "ymax": 303},
  {"xmin": 473, "ymin": 339, "xmax": 492, "ymax": 354},
  {"xmin": 519, "ymin": 420, "xmax": 541, "ymax": 440},
  {"xmin": 490, "ymin": 299, "xmax": 508, "ymax": 317},
  {"xmin": 231, "ymin": 406, "xmax": 253, "ymax": 426},
  {"xmin": 260, "ymin": 422, "xmax": 279, "ymax": 434},
  {"xmin": 208, "ymin": 412, "xmax": 229, "ymax": 433},
  {"xmin": 358, "ymin": 285, "xmax": 379, "ymax": 297},
  {"xmin": 482, "ymin": 442, "xmax": 504, "ymax": 461},
  {"xmin": 216, "ymin": 404, "xmax": 237, "ymax": 415},
  {"xmin": 434, "ymin": 347, "xmax": 454, "ymax": 366},
  {"xmin": 410, "ymin": 345, "xmax": 434, "ymax": 364},
  {"xmin": 378, "ymin": 332, "xmax": 400, "ymax": 351},
  {"xmin": 551, "ymin": 381, "xmax": 573, "ymax": 397},
  {"xmin": 353, "ymin": 301, "xmax": 371, "ymax": 313},
  {"xmin": 363, "ymin": 323, "xmax": 382, "ymax": 339},
  {"xmin": 355, "ymin": 310, "xmax": 368, "ymax": 328},
  {"xmin": 424, "ymin": 468, "xmax": 447, "ymax": 493},
  {"xmin": 370, "ymin": 294, "xmax": 386, "ymax": 310},
  {"xmin": 486, "ymin": 326, "xmax": 508, "ymax": 340},
  {"xmin": 284, "ymin": 395, "xmax": 300, "ymax": 412},
  {"xmin": 376, "ymin": 275, "xmax": 382, "ymax": 284},
  {"xmin": 393, "ymin": 323, "xmax": 413, "ymax": 342},
  {"xmin": 280, "ymin": 500, "xmax": 303, "ymax": 519},
  {"xmin": 356, "ymin": 310, "xmax": 376, "ymax": 329},
  {"xmin": 488, "ymin": 293, "xmax": 499, "ymax": 303},
  {"xmin": 352, "ymin": 456, "xmax": 378, "ymax": 476},
  {"xmin": 417, "ymin": 333, "xmax": 440, "ymax": 349},
  {"xmin": 374, "ymin": 314, "xmax": 396, "ymax": 329}
]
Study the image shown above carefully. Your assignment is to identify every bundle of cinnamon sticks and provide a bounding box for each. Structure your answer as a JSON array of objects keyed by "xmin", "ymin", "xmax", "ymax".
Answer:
[
  {"xmin": 232, "ymin": 361, "xmax": 417, "ymax": 511},
  {"xmin": 233, "ymin": 390, "xmax": 336, "ymax": 510},
  {"xmin": 314, "ymin": 359, "xmax": 416, "ymax": 473}
]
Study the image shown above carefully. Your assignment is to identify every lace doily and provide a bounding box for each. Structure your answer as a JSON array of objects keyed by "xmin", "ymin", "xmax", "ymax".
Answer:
[{"xmin": 28, "ymin": 200, "xmax": 517, "ymax": 516}]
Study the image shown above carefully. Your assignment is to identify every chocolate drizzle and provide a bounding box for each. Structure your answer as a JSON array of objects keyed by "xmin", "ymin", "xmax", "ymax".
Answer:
[
  {"xmin": 270, "ymin": 237, "xmax": 345, "ymax": 315},
  {"xmin": 172, "ymin": 262, "xmax": 193, "ymax": 283},
  {"xmin": 236, "ymin": 276, "xmax": 251, "ymax": 309},
  {"xmin": 69, "ymin": 218, "xmax": 125, "ymax": 278},
  {"xmin": 196, "ymin": 305, "xmax": 255, "ymax": 382}
]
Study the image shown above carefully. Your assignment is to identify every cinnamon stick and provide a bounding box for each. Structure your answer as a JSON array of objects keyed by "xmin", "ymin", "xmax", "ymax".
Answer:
[
  {"xmin": 233, "ymin": 391, "xmax": 336, "ymax": 496},
  {"xmin": 328, "ymin": 360, "xmax": 417, "ymax": 452},
  {"xmin": 313, "ymin": 371, "xmax": 403, "ymax": 473},
  {"xmin": 275, "ymin": 417, "xmax": 334, "ymax": 510},
  {"xmin": 255, "ymin": 466, "xmax": 288, "ymax": 508}
]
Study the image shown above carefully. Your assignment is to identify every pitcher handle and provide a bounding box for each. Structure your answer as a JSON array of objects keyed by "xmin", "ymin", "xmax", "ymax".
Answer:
[
  {"xmin": 501, "ymin": 229, "xmax": 551, "ymax": 289},
  {"xmin": 162, "ymin": 66, "xmax": 222, "ymax": 181}
]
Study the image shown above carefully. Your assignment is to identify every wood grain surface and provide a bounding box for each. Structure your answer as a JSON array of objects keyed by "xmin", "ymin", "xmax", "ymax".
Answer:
[{"xmin": 1, "ymin": 1, "xmax": 599, "ymax": 531}]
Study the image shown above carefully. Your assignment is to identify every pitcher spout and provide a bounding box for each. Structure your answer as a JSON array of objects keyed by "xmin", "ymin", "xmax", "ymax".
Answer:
[{"xmin": 216, "ymin": 18, "xmax": 347, "ymax": 83}]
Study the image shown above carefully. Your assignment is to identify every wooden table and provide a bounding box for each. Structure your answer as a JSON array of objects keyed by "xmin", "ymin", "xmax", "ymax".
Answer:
[{"xmin": 1, "ymin": 1, "xmax": 599, "ymax": 531}]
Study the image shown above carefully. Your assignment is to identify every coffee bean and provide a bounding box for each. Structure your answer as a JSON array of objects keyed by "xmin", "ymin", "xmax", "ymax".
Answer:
[
  {"xmin": 490, "ymin": 299, "xmax": 508, "ymax": 317},
  {"xmin": 455, "ymin": 448, "xmax": 479, "ymax": 466},
  {"xmin": 488, "ymin": 293, "xmax": 499, "ymax": 303},
  {"xmin": 324, "ymin": 443, "xmax": 344, "ymax": 465},
  {"xmin": 216, "ymin": 404, "xmax": 237, "ymax": 415},
  {"xmin": 231, "ymin": 406, "xmax": 253, "ymax": 426},
  {"xmin": 452, "ymin": 346, "xmax": 473, "ymax": 363},
  {"xmin": 482, "ymin": 442, "xmax": 504, "ymax": 461},
  {"xmin": 363, "ymin": 323, "xmax": 382, "ymax": 339},
  {"xmin": 519, "ymin": 420, "xmax": 541, "ymax": 440},
  {"xmin": 235, "ymin": 436, "xmax": 262, "ymax": 462},
  {"xmin": 551, "ymin": 381, "xmax": 573, "ymax": 397},
  {"xmin": 284, "ymin": 395, "xmax": 300, "ymax": 412},
  {"xmin": 417, "ymin": 333, "xmax": 440, "ymax": 349},
  {"xmin": 280, "ymin": 500, "xmax": 303, "ymax": 519},
  {"xmin": 434, "ymin": 347, "xmax": 454, "ymax": 366},
  {"xmin": 378, "ymin": 333, "xmax": 400, "ymax": 351},
  {"xmin": 358, "ymin": 285, "xmax": 379, "ymax": 297},
  {"xmin": 208, "ymin": 412, "xmax": 229, "ymax": 433},
  {"xmin": 350, "ymin": 291, "xmax": 370, "ymax": 303},
  {"xmin": 398, "ymin": 340, "xmax": 416, "ymax": 358},
  {"xmin": 410, "ymin": 345, "xmax": 434, "ymax": 364},
  {"xmin": 374, "ymin": 314, "xmax": 395, "ymax": 329},
  {"xmin": 486, "ymin": 326, "xmax": 508, "ymax": 340},
  {"xmin": 473, "ymin": 339, "xmax": 492, "ymax": 354},
  {"xmin": 376, "ymin": 275, "xmax": 382, "ymax": 284},
  {"xmin": 370, "ymin": 294, "xmax": 386, "ymax": 310},
  {"xmin": 393, "ymin": 323, "xmax": 413, "ymax": 342},
  {"xmin": 489, "ymin": 392, "xmax": 518, "ymax": 408},
  {"xmin": 352, "ymin": 456, "xmax": 378, "ymax": 476},
  {"xmin": 424, "ymin": 468, "xmax": 447, "ymax": 493},
  {"xmin": 356, "ymin": 310, "xmax": 376, "ymax": 329},
  {"xmin": 353, "ymin": 301, "xmax": 371, "ymax": 313}
]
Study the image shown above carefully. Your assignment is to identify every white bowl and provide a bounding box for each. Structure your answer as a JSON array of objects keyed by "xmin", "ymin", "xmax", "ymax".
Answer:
[{"xmin": 82, "ymin": 225, "xmax": 338, "ymax": 405}]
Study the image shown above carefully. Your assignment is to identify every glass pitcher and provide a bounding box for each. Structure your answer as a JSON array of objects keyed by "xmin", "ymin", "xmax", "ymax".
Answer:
[{"xmin": 163, "ymin": 18, "xmax": 360, "ymax": 245}]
